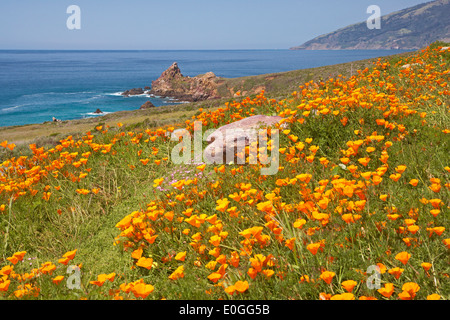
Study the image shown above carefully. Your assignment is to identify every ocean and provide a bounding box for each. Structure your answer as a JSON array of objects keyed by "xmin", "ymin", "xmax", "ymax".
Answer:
[{"xmin": 0, "ymin": 49, "xmax": 410, "ymax": 127}]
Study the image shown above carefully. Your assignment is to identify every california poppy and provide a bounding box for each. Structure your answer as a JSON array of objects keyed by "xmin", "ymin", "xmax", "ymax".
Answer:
[
  {"xmin": 395, "ymin": 251, "xmax": 411, "ymax": 265},
  {"xmin": 341, "ymin": 280, "xmax": 357, "ymax": 293},
  {"xmin": 234, "ymin": 280, "xmax": 249, "ymax": 293},
  {"xmin": 136, "ymin": 257, "xmax": 154, "ymax": 270},
  {"xmin": 377, "ymin": 283, "xmax": 395, "ymax": 298},
  {"xmin": 320, "ymin": 270, "xmax": 335, "ymax": 284}
]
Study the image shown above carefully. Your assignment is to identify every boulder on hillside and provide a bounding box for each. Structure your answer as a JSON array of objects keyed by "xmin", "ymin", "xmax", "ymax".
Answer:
[
  {"xmin": 140, "ymin": 101, "xmax": 156, "ymax": 109},
  {"xmin": 203, "ymin": 115, "xmax": 285, "ymax": 165}
]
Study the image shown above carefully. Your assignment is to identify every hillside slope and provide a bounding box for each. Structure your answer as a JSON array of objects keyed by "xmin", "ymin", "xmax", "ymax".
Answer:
[
  {"xmin": 0, "ymin": 42, "xmax": 448, "ymax": 301},
  {"xmin": 291, "ymin": 0, "xmax": 450, "ymax": 50}
]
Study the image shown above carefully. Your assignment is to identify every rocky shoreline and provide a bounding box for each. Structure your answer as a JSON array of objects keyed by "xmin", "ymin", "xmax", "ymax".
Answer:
[{"xmin": 121, "ymin": 62, "xmax": 224, "ymax": 102}]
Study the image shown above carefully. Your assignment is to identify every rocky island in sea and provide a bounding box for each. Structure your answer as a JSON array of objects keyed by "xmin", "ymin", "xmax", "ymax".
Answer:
[{"xmin": 121, "ymin": 62, "xmax": 225, "ymax": 102}]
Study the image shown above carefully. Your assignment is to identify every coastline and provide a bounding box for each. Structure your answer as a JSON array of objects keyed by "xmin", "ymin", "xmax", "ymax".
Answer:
[{"xmin": 0, "ymin": 49, "xmax": 416, "ymax": 146}]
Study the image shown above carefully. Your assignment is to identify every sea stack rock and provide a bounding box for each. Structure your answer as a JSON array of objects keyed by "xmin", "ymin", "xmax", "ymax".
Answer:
[
  {"xmin": 93, "ymin": 108, "xmax": 103, "ymax": 114},
  {"xmin": 122, "ymin": 88, "xmax": 144, "ymax": 96},
  {"xmin": 149, "ymin": 62, "xmax": 222, "ymax": 102},
  {"xmin": 140, "ymin": 101, "xmax": 156, "ymax": 109}
]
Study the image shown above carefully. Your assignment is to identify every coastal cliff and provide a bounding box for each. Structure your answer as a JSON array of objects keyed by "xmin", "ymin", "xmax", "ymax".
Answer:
[{"xmin": 290, "ymin": 0, "xmax": 450, "ymax": 50}]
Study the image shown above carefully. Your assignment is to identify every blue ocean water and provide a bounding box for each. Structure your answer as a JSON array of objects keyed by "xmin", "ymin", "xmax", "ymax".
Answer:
[{"xmin": 0, "ymin": 49, "xmax": 410, "ymax": 127}]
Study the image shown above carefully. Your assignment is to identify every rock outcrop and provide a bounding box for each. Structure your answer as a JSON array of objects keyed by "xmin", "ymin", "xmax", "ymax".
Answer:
[
  {"xmin": 140, "ymin": 101, "xmax": 156, "ymax": 109},
  {"xmin": 122, "ymin": 88, "xmax": 144, "ymax": 96},
  {"xmin": 149, "ymin": 62, "xmax": 222, "ymax": 102},
  {"xmin": 203, "ymin": 115, "xmax": 285, "ymax": 164}
]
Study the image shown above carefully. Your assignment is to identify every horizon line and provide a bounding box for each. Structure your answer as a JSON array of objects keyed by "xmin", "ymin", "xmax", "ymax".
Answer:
[{"xmin": 0, "ymin": 48, "xmax": 410, "ymax": 52}]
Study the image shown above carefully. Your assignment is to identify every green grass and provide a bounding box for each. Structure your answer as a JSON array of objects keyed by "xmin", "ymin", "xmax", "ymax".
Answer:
[{"xmin": 0, "ymin": 42, "xmax": 448, "ymax": 300}]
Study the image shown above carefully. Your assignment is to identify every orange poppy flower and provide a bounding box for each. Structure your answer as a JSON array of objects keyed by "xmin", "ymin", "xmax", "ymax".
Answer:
[
  {"xmin": 207, "ymin": 272, "xmax": 223, "ymax": 283},
  {"xmin": 395, "ymin": 251, "xmax": 411, "ymax": 265},
  {"xmin": 428, "ymin": 199, "xmax": 442, "ymax": 208},
  {"xmin": 421, "ymin": 262, "xmax": 432, "ymax": 272},
  {"xmin": 358, "ymin": 157, "xmax": 370, "ymax": 167},
  {"xmin": 131, "ymin": 247, "xmax": 143, "ymax": 260},
  {"xmin": 395, "ymin": 165, "xmax": 407, "ymax": 174},
  {"xmin": 174, "ymin": 251, "xmax": 186, "ymax": 262},
  {"xmin": 225, "ymin": 285, "xmax": 236, "ymax": 295},
  {"xmin": 430, "ymin": 209, "xmax": 440, "ymax": 217},
  {"xmin": 131, "ymin": 282, "xmax": 154, "ymax": 299},
  {"xmin": 330, "ymin": 293, "xmax": 355, "ymax": 300},
  {"xmin": 341, "ymin": 213, "xmax": 355, "ymax": 223},
  {"xmin": 63, "ymin": 249, "xmax": 77, "ymax": 260},
  {"xmin": 319, "ymin": 292, "xmax": 332, "ymax": 300},
  {"xmin": 90, "ymin": 273, "xmax": 116, "ymax": 287},
  {"xmin": 234, "ymin": 280, "xmax": 249, "ymax": 293},
  {"xmin": 58, "ymin": 257, "xmax": 71, "ymax": 265},
  {"xmin": 215, "ymin": 198, "xmax": 230, "ymax": 212},
  {"xmin": 136, "ymin": 257, "xmax": 154, "ymax": 270},
  {"xmin": 377, "ymin": 283, "xmax": 395, "ymax": 298},
  {"xmin": 209, "ymin": 235, "xmax": 221, "ymax": 247},
  {"xmin": 168, "ymin": 265, "xmax": 185, "ymax": 280},
  {"xmin": 341, "ymin": 280, "xmax": 357, "ymax": 293},
  {"xmin": 320, "ymin": 270, "xmax": 335, "ymax": 284},
  {"xmin": 285, "ymin": 238, "xmax": 296, "ymax": 251},
  {"xmin": 196, "ymin": 164, "xmax": 206, "ymax": 171},
  {"xmin": 388, "ymin": 267, "xmax": 404, "ymax": 279},
  {"xmin": 443, "ymin": 238, "xmax": 450, "ymax": 249},
  {"xmin": 76, "ymin": 189, "xmax": 90, "ymax": 195},
  {"xmin": 7, "ymin": 251, "xmax": 26, "ymax": 265},
  {"xmin": 429, "ymin": 184, "xmax": 441, "ymax": 193},
  {"xmin": 400, "ymin": 282, "xmax": 420, "ymax": 299},
  {"xmin": 431, "ymin": 227, "xmax": 445, "ymax": 236},
  {"xmin": 0, "ymin": 280, "xmax": 11, "ymax": 292}
]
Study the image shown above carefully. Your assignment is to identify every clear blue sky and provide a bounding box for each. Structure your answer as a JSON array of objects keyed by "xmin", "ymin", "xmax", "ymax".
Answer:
[{"xmin": 0, "ymin": 0, "xmax": 431, "ymax": 50}]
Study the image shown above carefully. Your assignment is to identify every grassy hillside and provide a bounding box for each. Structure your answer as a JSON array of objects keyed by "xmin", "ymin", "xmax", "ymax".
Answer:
[{"xmin": 0, "ymin": 42, "xmax": 449, "ymax": 300}]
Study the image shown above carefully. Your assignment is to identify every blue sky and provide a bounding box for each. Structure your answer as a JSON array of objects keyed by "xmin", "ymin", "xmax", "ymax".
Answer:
[{"xmin": 0, "ymin": 0, "xmax": 431, "ymax": 50}]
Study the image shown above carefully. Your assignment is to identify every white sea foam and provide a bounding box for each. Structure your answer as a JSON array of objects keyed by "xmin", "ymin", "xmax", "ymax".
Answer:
[
  {"xmin": 124, "ymin": 93, "xmax": 153, "ymax": 98},
  {"xmin": 107, "ymin": 91, "xmax": 125, "ymax": 96},
  {"xmin": 1, "ymin": 105, "xmax": 23, "ymax": 112},
  {"xmin": 107, "ymin": 91, "xmax": 155, "ymax": 98},
  {"xmin": 84, "ymin": 111, "xmax": 112, "ymax": 116}
]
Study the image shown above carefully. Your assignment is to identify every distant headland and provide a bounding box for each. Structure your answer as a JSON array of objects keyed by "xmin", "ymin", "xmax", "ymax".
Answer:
[{"xmin": 290, "ymin": 0, "xmax": 450, "ymax": 50}]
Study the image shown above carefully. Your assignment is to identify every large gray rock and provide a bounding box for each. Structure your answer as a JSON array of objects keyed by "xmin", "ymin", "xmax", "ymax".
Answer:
[{"xmin": 203, "ymin": 115, "xmax": 284, "ymax": 165}]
